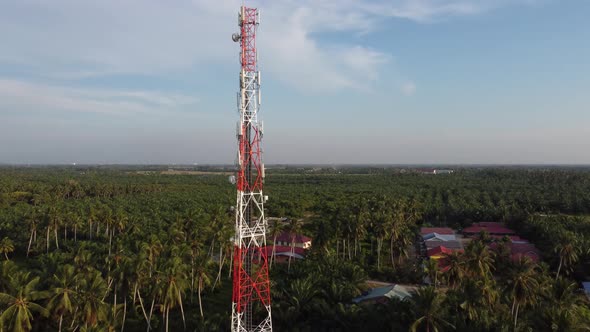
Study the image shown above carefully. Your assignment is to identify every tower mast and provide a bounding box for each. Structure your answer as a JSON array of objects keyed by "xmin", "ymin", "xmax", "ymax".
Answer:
[{"xmin": 231, "ymin": 5, "xmax": 272, "ymax": 332}]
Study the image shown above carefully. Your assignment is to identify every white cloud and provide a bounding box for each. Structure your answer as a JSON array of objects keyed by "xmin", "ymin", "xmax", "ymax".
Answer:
[
  {"xmin": 401, "ymin": 82, "xmax": 417, "ymax": 95},
  {"xmin": 0, "ymin": 79, "xmax": 198, "ymax": 116},
  {"xmin": 0, "ymin": 0, "xmax": 539, "ymax": 92}
]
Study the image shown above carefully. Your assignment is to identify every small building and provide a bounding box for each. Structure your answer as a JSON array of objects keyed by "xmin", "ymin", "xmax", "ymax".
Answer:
[
  {"xmin": 352, "ymin": 284, "xmax": 411, "ymax": 304},
  {"xmin": 433, "ymin": 169, "xmax": 454, "ymax": 175},
  {"xmin": 489, "ymin": 242, "xmax": 540, "ymax": 262},
  {"xmin": 425, "ymin": 240, "xmax": 463, "ymax": 250},
  {"xmin": 420, "ymin": 227, "xmax": 455, "ymax": 235},
  {"xmin": 422, "ymin": 232, "xmax": 456, "ymax": 242},
  {"xmin": 275, "ymin": 232, "xmax": 312, "ymax": 249},
  {"xmin": 262, "ymin": 245, "xmax": 307, "ymax": 263},
  {"xmin": 427, "ymin": 246, "xmax": 455, "ymax": 260}
]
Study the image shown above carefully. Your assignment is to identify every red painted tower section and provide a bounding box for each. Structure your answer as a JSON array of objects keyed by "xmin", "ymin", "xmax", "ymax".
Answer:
[{"xmin": 231, "ymin": 6, "xmax": 272, "ymax": 332}]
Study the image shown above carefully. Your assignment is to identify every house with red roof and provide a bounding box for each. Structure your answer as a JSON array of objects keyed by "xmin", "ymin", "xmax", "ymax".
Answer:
[
  {"xmin": 510, "ymin": 243, "xmax": 540, "ymax": 262},
  {"xmin": 420, "ymin": 227, "xmax": 455, "ymax": 235},
  {"xmin": 489, "ymin": 241, "xmax": 540, "ymax": 262},
  {"xmin": 463, "ymin": 222, "xmax": 515, "ymax": 236},
  {"xmin": 275, "ymin": 232, "xmax": 312, "ymax": 249},
  {"xmin": 427, "ymin": 246, "xmax": 455, "ymax": 259}
]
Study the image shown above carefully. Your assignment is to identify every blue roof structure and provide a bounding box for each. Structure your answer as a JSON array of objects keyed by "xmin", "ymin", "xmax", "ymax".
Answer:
[{"xmin": 352, "ymin": 285, "xmax": 411, "ymax": 304}]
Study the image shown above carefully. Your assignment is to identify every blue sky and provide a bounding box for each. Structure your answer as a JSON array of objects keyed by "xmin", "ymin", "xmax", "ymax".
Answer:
[{"xmin": 0, "ymin": 0, "xmax": 588, "ymax": 164}]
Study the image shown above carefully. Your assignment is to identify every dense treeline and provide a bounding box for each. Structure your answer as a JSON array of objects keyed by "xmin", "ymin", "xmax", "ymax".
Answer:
[{"xmin": 0, "ymin": 166, "xmax": 589, "ymax": 331}]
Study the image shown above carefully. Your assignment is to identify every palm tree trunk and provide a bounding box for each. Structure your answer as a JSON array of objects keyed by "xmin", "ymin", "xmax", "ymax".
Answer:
[
  {"xmin": 377, "ymin": 238, "xmax": 382, "ymax": 270},
  {"xmin": 390, "ymin": 237, "xmax": 395, "ymax": 267},
  {"xmin": 228, "ymin": 249, "xmax": 233, "ymax": 278},
  {"xmin": 27, "ymin": 230, "xmax": 34, "ymax": 257},
  {"xmin": 59, "ymin": 314, "xmax": 63, "ymax": 332},
  {"xmin": 178, "ymin": 289, "xmax": 186, "ymax": 328},
  {"xmin": 214, "ymin": 247, "xmax": 224, "ymax": 288},
  {"xmin": 113, "ymin": 287, "xmax": 117, "ymax": 318},
  {"xmin": 165, "ymin": 306, "xmax": 170, "ymax": 332},
  {"xmin": 198, "ymin": 278, "xmax": 204, "ymax": 318},
  {"xmin": 70, "ymin": 307, "xmax": 78, "ymax": 329},
  {"xmin": 54, "ymin": 226, "xmax": 59, "ymax": 249},
  {"xmin": 135, "ymin": 286, "xmax": 150, "ymax": 330},
  {"xmin": 46, "ymin": 227, "xmax": 50, "ymax": 253},
  {"xmin": 147, "ymin": 297, "xmax": 155, "ymax": 332},
  {"xmin": 109, "ymin": 230, "xmax": 113, "ymax": 256},
  {"xmin": 348, "ymin": 237, "xmax": 352, "ymax": 260},
  {"xmin": 514, "ymin": 303, "xmax": 520, "ymax": 330},
  {"xmin": 288, "ymin": 239, "xmax": 295, "ymax": 272},
  {"xmin": 556, "ymin": 256, "xmax": 563, "ymax": 279},
  {"xmin": 271, "ymin": 235, "xmax": 278, "ymax": 267},
  {"xmin": 121, "ymin": 297, "xmax": 127, "ymax": 332}
]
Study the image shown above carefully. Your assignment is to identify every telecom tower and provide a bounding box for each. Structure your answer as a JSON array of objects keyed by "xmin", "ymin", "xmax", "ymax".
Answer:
[{"xmin": 231, "ymin": 5, "xmax": 272, "ymax": 332}]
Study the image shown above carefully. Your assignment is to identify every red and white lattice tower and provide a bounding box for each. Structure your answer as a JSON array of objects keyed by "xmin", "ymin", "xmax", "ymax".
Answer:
[{"xmin": 231, "ymin": 5, "xmax": 272, "ymax": 332}]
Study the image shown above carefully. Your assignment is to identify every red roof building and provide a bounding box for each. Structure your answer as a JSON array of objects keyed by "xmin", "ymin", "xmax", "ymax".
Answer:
[
  {"xmin": 262, "ymin": 245, "xmax": 306, "ymax": 256},
  {"xmin": 489, "ymin": 242, "xmax": 540, "ymax": 262},
  {"xmin": 490, "ymin": 235, "xmax": 530, "ymax": 244},
  {"xmin": 463, "ymin": 222, "xmax": 515, "ymax": 236},
  {"xmin": 427, "ymin": 246, "xmax": 454, "ymax": 257},
  {"xmin": 275, "ymin": 232, "xmax": 312, "ymax": 249}
]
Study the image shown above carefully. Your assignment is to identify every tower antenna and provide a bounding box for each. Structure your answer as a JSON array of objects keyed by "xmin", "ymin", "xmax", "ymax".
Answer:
[{"xmin": 231, "ymin": 5, "xmax": 272, "ymax": 332}]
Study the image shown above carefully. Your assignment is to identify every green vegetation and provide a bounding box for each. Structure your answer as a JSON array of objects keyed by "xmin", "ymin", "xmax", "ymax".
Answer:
[{"xmin": 0, "ymin": 166, "xmax": 589, "ymax": 331}]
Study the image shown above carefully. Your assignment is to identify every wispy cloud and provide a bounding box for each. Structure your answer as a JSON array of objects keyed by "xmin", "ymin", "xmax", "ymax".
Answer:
[
  {"xmin": 0, "ymin": 0, "xmax": 538, "ymax": 93},
  {"xmin": 401, "ymin": 82, "xmax": 417, "ymax": 95},
  {"xmin": 0, "ymin": 79, "xmax": 198, "ymax": 116}
]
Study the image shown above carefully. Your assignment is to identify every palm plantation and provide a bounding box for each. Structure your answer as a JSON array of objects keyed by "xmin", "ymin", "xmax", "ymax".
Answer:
[{"xmin": 0, "ymin": 167, "xmax": 590, "ymax": 330}]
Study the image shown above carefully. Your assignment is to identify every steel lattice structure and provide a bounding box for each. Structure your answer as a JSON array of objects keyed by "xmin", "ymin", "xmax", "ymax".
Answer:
[{"xmin": 231, "ymin": 6, "xmax": 272, "ymax": 332}]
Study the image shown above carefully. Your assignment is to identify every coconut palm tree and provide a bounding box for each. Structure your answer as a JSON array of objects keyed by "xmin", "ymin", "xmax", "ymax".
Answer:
[
  {"xmin": 0, "ymin": 237, "xmax": 15, "ymax": 261},
  {"xmin": 555, "ymin": 238, "xmax": 579, "ymax": 279},
  {"xmin": 464, "ymin": 240, "xmax": 494, "ymax": 279},
  {"xmin": 268, "ymin": 219, "xmax": 284, "ymax": 267},
  {"xmin": 48, "ymin": 207, "xmax": 62, "ymax": 250},
  {"xmin": 193, "ymin": 253, "xmax": 213, "ymax": 318},
  {"xmin": 25, "ymin": 211, "xmax": 40, "ymax": 257},
  {"xmin": 76, "ymin": 270, "xmax": 108, "ymax": 329},
  {"xmin": 285, "ymin": 218, "xmax": 303, "ymax": 272},
  {"xmin": 441, "ymin": 251, "xmax": 464, "ymax": 288},
  {"xmin": 0, "ymin": 272, "xmax": 49, "ymax": 332},
  {"xmin": 47, "ymin": 265, "xmax": 78, "ymax": 332},
  {"xmin": 284, "ymin": 277, "xmax": 319, "ymax": 313},
  {"xmin": 424, "ymin": 259, "xmax": 439, "ymax": 288},
  {"xmin": 506, "ymin": 257, "xmax": 540, "ymax": 330},
  {"xmin": 409, "ymin": 286, "xmax": 454, "ymax": 332},
  {"xmin": 542, "ymin": 277, "xmax": 588, "ymax": 331},
  {"xmin": 351, "ymin": 200, "xmax": 370, "ymax": 257},
  {"xmin": 141, "ymin": 236, "xmax": 163, "ymax": 278},
  {"xmin": 158, "ymin": 255, "xmax": 189, "ymax": 332},
  {"xmin": 373, "ymin": 198, "xmax": 392, "ymax": 270},
  {"xmin": 0, "ymin": 261, "xmax": 18, "ymax": 293}
]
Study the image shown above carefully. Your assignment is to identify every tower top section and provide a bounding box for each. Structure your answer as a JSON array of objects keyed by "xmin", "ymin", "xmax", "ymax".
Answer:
[{"xmin": 232, "ymin": 6, "xmax": 260, "ymax": 73}]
